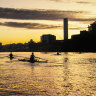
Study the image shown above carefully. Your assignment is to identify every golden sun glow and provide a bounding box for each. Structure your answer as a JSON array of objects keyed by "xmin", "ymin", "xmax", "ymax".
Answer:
[{"xmin": 0, "ymin": 0, "xmax": 96, "ymax": 44}]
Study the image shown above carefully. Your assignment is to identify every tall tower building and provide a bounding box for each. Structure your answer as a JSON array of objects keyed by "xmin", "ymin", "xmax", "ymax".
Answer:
[{"xmin": 64, "ymin": 18, "xmax": 68, "ymax": 40}]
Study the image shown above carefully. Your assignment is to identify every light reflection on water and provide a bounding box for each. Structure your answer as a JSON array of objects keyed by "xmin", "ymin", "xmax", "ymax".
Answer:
[{"xmin": 0, "ymin": 52, "xmax": 96, "ymax": 96}]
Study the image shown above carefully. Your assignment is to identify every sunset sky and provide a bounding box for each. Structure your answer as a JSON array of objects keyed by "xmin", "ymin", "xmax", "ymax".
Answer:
[{"xmin": 0, "ymin": 0, "xmax": 96, "ymax": 45}]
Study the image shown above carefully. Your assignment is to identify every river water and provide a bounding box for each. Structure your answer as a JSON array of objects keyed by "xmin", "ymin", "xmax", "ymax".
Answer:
[{"xmin": 0, "ymin": 52, "xmax": 96, "ymax": 96}]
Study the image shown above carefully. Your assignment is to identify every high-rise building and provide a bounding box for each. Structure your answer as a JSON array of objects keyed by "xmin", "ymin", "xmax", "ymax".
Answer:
[{"xmin": 64, "ymin": 18, "xmax": 68, "ymax": 40}]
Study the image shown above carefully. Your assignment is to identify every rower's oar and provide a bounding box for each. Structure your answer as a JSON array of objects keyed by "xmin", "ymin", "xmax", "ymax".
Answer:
[
  {"xmin": 13, "ymin": 55, "xmax": 25, "ymax": 58},
  {"xmin": 13, "ymin": 55, "xmax": 29, "ymax": 59},
  {"xmin": 0, "ymin": 56, "xmax": 11, "ymax": 58},
  {"xmin": 0, "ymin": 56, "xmax": 6, "ymax": 58},
  {"xmin": 35, "ymin": 57, "xmax": 48, "ymax": 61}
]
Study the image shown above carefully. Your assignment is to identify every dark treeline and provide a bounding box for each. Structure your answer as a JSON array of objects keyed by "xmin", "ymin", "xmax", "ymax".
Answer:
[{"xmin": 0, "ymin": 21, "xmax": 96, "ymax": 52}]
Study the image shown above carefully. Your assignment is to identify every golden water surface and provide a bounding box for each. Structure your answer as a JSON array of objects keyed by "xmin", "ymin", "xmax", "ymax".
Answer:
[{"xmin": 0, "ymin": 52, "xmax": 96, "ymax": 96}]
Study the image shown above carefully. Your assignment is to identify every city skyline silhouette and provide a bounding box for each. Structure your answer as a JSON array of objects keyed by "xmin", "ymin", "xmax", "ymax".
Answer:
[{"xmin": 0, "ymin": 0, "xmax": 96, "ymax": 45}]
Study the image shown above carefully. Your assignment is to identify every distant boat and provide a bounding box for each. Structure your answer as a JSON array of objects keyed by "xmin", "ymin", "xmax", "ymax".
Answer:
[
  {"xmin": 57, "ymin": 52, "xmax": 61, "ymax": 55},
  {"xmin": 9, "ymin": 52, "xmax": 14, "ymax": 60},
  {"xmin": 18, "ymin": 52, "xmax": 48, "ymax": 63},
  {"xmin": 18, "ymin": 59, "xmax": 47, "ymax": 63},
  {"xmin": 18, "ymin": 59, "xmax": 36, "ymax": 63}
]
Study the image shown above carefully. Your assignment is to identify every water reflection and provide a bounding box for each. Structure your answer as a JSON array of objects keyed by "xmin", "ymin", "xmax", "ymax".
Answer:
[
  {"xmin": 64, "ymin": 57, "xmax": 68, "ymax": 63},
  {"xmin": 0, "ymin": 88, "xmax": 28, "ymax": 96},
  {"xmin": 0, "ymin": 52, "xmax": 96, "ymax": 96}
]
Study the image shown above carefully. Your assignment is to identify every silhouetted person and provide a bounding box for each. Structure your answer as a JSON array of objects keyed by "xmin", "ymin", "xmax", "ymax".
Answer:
[
  {"xmin": 57, "ymin": 52, "xmax": 60, "ymax": 55},
  {"xmin": 9, "ymin": 52, "xmax": 14, "ymax": 60},
  {"xmin": 30, "ymin": 52, "xmax": 35, "ymax": 63}
]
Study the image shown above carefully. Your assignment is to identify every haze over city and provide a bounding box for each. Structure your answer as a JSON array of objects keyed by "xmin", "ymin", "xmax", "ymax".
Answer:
[{"xmin": 0, "ymin": 0, "xmax": 96, "ymax": 45}]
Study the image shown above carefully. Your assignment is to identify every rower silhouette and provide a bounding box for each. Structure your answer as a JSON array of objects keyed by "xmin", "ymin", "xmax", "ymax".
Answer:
[
  {"xmin": 57, "ymin": 52, "xmax": 60, "ymax": 55},
  {"xmin": 9, "ymin": 52, "xmax": 14, "ymax": 60},
  {"xmin": 30, "ymin": 52, "xmax": 35, "ymax": 63}
]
